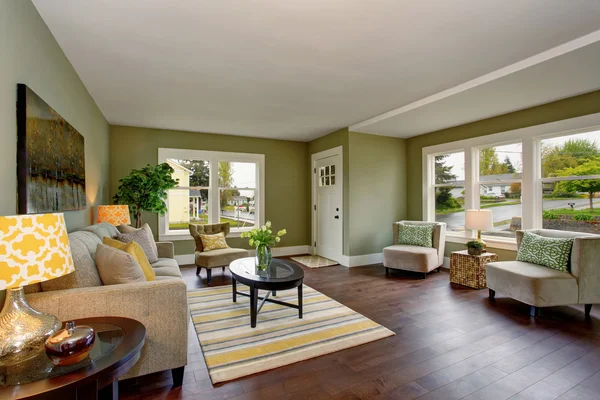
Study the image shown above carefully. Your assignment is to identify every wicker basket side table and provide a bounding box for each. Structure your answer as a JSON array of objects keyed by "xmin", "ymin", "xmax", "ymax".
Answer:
[{"xmin": 450, "ymin": 250, "xmax": 498, "ymax": 289}]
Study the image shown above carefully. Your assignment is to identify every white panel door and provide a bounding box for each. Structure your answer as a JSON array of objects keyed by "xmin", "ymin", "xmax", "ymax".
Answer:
[{"xmin": 314, "ymin": 153, "xmax": 342, "ymax": 262}]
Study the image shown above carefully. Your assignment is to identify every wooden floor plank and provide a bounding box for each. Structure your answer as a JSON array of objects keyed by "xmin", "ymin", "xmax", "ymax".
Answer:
[{"xmin": 118, "ymin": 262, "xmax": 600, "ymax": 400}]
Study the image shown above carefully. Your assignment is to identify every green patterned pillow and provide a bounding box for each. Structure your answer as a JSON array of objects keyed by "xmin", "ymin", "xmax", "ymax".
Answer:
[
  {"xmin": 398, "ymin": 223, "xmax": 433, "ymax": 248},
  {"xmin": 516, "ymin": 231, "xmax": 573, "ymax": 272}
]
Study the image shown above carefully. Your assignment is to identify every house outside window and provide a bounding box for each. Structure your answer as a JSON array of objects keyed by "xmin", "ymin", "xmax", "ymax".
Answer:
[
  {"xmin": 422, "ymin": 113, "xmax": 600, "ymax": 250},
  {"xmin": 158, "ymin": 148, "xmax": 265, "ymax": 241}
]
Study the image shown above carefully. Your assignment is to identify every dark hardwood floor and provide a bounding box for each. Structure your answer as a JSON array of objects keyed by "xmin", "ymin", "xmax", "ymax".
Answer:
[{"xmin": 120, "ymin": 259, "xmax": 600, "ymax": 400}]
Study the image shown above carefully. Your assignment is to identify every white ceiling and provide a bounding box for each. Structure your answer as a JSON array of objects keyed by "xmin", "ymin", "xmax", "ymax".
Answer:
[{"xmin": 33, "ymin": 0, "xmax": 600, "ymax": 141}]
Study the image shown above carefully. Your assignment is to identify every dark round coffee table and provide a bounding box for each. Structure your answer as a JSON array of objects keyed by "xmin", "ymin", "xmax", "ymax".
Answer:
[
  {"xmin": 229, "ymin": 257, "xmax": 305, "ymax": 328},
  {"xmin": 0, "ymin": 316, "xmax": 145, "ymax": 400}
]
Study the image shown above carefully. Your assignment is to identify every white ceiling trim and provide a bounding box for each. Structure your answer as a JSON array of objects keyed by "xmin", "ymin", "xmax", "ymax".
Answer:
[{"xmin": 350, "ymin": 29, "xmax": 600, "ymax": 133}]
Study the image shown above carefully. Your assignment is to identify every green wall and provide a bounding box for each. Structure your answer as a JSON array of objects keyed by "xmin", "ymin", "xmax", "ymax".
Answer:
[
  {"xmin": 308, "ymin": 128, "xmax": 350, "ymax": 255},
  {"xmin": 0, "ymin": 0, "xmax": 110, "ymax": 230},
  {"xmin": 307, "ymin": 129, "xmax": 408, "ymax": 257},
  {"xmin": 406, "ymin": 89, "xmax": 600, "ymax": 258},
  {"xmin": 348, "ymin": 132, "xmax": 407, "ymax": 256},
  {"xmin": 109, "ymin": 126, "xmax": 309, "ymax": 255}
]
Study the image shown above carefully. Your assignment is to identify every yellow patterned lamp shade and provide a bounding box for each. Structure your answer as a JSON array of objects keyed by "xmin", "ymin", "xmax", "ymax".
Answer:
[
  {"xmin": 97, "ymin": 205, "xmax": 131, "ymax": 226},
  {"xmin": 0, "ymin": 213, "xmax": 74, "ymax": 290}
]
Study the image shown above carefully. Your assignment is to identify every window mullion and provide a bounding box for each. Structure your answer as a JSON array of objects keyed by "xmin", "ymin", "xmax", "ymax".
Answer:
[
  {"xmin": 521, "ymin": 137, "xmax": 537, "ymax": 230},
  {"xmin": 209, "ymin": 158, "xmax": 219, "ymax": 224},
  {"xmin": 464, "ymin": 147, "xmax": 476, "ymax": 239}
]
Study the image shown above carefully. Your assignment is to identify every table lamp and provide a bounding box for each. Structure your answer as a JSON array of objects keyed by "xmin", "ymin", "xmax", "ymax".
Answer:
[
  {"xmin": 97, "ymin": 205, "xmax": 131, "ymax": 226},
  {"xmin": 0, "ymin": 213, "xmax": 74, "ymax": 365},
  {"xmin": 465, "ymin": 209, "xmax": 494, "ymax": 251}
]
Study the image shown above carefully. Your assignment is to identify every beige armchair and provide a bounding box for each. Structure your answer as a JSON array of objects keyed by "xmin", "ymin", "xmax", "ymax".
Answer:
[
  {"xmin": 383, "ymin": 221, "xmax": 446, "ymax": 279},
  {"xmin": 486, "ymin": 229, "xmax": 600, "ymax": 317},
  {"xmin": 189, "ymin": 223, "xmax": 248, "ymax": 284}
]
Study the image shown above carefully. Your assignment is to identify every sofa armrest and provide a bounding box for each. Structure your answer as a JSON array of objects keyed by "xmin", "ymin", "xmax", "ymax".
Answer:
[
  {"xmin": 26, "ymin": 279, "xmax": 189, "ymax": 379},
  {"xmin": 156, "ymin": 241, "xmax": 174, "ymax": 259}
]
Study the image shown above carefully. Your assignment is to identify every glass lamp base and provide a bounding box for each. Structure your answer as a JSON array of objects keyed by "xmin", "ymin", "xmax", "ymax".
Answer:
[{"xmin": 0, "ymin": 287, "xmax": 61, "ymax": 366}]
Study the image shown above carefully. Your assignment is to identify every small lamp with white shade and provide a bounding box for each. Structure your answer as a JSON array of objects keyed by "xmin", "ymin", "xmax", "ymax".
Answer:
[{"xmin": 465, "ymin": 209, "xmax": 494, "ymax": 251}]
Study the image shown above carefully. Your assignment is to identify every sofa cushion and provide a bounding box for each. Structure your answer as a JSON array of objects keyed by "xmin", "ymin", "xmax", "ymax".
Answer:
[
  {"xmin": 151, "ymin": 258, "xmax": 183, "ymax": 278},
  {"xmin": 117, "ymin": 224, "xmax": 159, "ymax": 263},
  {"xmin": 398, "ymin": 223, "xmax": 433, "ymax": 248},
  {"xmin": 81, "ymin": 222, "xmax": 119, "ymax": 241},
  {"xmin": 104, "ymin": 237, "xmax": 156, "ymax": 281},
  {"xmin": 41, "ymin": 231, "xmax": 102, "ymax": 291},
  {"xmin": 95, "ymin": 244, "xmax": 147, "ymax": 285},
  {"xmin": 195, "ymin": 248, "xmax": 248, "ymax": 269},
  {"xmin": 516, "ymin": 231, "xmax": 573, "ymax": 272},
  {"xmin": 486, "ymin": 260, "xmax": 578, "ymax": 307},
  {"xmin": 200, "ymin": 232, "xmax": 228, "ymax": 252},
  {"xmin": 383, "ymin": 244, "xmax": 439, "ymax": 273}
]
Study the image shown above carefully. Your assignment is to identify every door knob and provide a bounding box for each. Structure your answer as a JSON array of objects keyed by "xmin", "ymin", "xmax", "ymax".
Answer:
[{"xmin": 334, "ymin": 216, "xmax": 339, "ymax": 219}]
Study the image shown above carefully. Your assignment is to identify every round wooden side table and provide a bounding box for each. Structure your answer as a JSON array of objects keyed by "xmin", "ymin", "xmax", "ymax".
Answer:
[{"xmin": 0, "ymin": 316, "xmax": 146, "ymax": 400}]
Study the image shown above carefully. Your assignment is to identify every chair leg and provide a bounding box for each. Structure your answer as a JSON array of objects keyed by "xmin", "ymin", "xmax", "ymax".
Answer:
[
  {"xmin": 422, "ymin": 272, "xmax": 427, "ymax": 279},
  {"xmin": 530, "ymin": 306, "xmax": 541, "ymax": 317},
  {"xmin": 206, "ymin": 268, "xmax": 212, "ymax": 285},
  {"xmin": 585, "ymin": 304, "xmax": 593, "ymax": 317},
  {"xmin": 385, "ymin": 267, "xmax": 389, "ymax": 277},
  {"xmin": 171, "ymin": 366, "xmax": 185, "ymax": 387},
  {"xmin": 222, "ymin": 266, "xmax": 226, "ymax": 272},
  {"xmin": 488, "ymin": 289, "xmax": 495, "ymax": 301},
  {"xmin": 196, "ymin": 266, "xmax": 202, "ymax": 276}
]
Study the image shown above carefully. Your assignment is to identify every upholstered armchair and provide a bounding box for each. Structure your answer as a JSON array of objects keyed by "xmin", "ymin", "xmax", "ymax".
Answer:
[
  {"xmin": 189, "ymin": 223, "xmax": 248, "ymax": 284},
  {"xmin": 383, "ymin": 221, "xmax": 446, "ymax": 278},
  {"xmin": 486, "ymin": 229, "xmax": 600, "ymax": 317}
]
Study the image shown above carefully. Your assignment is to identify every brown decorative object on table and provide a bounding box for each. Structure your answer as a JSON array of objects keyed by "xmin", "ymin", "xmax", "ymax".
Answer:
[
  {"xmin": 450, "ymin": 250, "xmax": 498, "ymax": 289},
  {"xmin": 45, "ymin": 321, "xmax": 95, "ymax": 366}
]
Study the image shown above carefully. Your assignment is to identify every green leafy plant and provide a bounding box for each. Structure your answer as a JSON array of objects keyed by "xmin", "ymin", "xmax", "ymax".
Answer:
[
  {"xmin": 466, "ymin": 240, "xmax": 483, "ymax": 249},
  {"xmin": 240, "ymin": 221, "xmax": 287, "ymax": 247},
  {"xmin": 573, "ymin": 213, "xmax": 596, "ymax": 221},
  {"xmin": 113, "ymin": 163, "xmax": 179, "ymax": 228},
  {"xmin": 542, "ymin": 210, "xmax": 558, "ymax": 220}
]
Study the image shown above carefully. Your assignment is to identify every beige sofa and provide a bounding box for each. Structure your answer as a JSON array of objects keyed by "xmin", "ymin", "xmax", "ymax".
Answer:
[
  {"xmin": 486, "ymin": 229, "xmax": 600, "ymax": 317},
  {"xmin": 383, "ymin": 221, "xmax": 446, "ymax": 278},
  {"xmin": 4, "ymin": 223, "xmax": 189, "ymax": 385}
]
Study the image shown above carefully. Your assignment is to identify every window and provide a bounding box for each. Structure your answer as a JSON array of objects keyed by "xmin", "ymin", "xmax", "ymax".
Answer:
[
  {"xmin": 541, "ymin": 130, "xmax": 600, "ymax": 234},
  {"xmin": 477, "ymin": 143, "xmax": 522, "ymax": 239},
  {"xmin": 433, "ymin": 152, "xmax": 465, "ymax": 233},
  {"xmin": 158, "ymin": 149, "xmax": 264, "ymax": 240},
  {"xmin": 319, "ymin": 164, "xmax": 336, "ymax": 186},
  {"xmin": 422, "ymin": 112, "xmax": 600, "ymax": 249}
]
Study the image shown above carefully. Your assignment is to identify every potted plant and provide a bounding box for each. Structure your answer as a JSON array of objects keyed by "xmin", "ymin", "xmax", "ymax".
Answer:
[
  {"xmin": 113, "ymin": 163, "xmax": 179, "ymax": 228},
  {"xmin": 466, "ymin": 240, "xmax": 484, "ymax": 256},
  {"xmin": 240, "ymin": 221, "xmax": 287, "ymax": 269}
]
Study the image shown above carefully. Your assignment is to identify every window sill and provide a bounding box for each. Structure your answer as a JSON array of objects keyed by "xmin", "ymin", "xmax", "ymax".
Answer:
[
  {"xmin": 445, "ymin": 234, "xmax": 518, "ymax": 252},
  {"xmin": 159, "ymin": 227, "xmax": 252, "ymax": 242}
]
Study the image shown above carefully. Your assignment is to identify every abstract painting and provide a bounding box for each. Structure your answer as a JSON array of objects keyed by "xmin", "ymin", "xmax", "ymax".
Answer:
[{"xmin": 17, "ymin": 84, "xmax": 86, "ymax": 214}]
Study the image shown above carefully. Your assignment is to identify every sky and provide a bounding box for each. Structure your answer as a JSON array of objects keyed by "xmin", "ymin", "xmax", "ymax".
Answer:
[
  {"xmin": 440, "ymin": 129, "xmax": 600, "ymax": 182},
  {"xmin": 229, "ymin": 162, "xmax": 256, "ymax": 197}
]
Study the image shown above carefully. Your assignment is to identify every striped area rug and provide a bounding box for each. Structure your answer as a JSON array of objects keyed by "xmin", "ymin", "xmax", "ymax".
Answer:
[{"xmin": 188, "ymin": 284, "xmax": 394, "ymax": 384}]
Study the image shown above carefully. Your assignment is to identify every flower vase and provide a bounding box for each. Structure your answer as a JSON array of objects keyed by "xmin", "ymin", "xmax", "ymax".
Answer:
[{"xmin": 255, "ymin": 244, "xmax": 272, "ymax": 270}]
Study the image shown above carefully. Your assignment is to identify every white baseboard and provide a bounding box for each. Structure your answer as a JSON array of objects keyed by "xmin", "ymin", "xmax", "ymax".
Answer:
[
  {"xmin": 341, "ymin": 253, "xmax": 383, "ymax": 268},
  {"xmin": 442, "ymin": 256, "xmax": 450, "ymax": 269},
  {"xmin": 174, "ymin": 245, "xmax": 311, "ymax": 266},
  {"xmin": 175, "ymin": 246, "xmax": 382, "ymax": 269}
]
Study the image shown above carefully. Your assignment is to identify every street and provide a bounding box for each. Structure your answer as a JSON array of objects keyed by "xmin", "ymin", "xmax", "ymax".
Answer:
[{"xmin": 437, "ymin": 199, "xmax": 591, "ymax": 231}]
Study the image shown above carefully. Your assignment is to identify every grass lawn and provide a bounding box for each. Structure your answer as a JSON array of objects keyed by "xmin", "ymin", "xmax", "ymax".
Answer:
[{"xmin": 544, "ymin": 208, "xmax": 600, "ymax": 216}]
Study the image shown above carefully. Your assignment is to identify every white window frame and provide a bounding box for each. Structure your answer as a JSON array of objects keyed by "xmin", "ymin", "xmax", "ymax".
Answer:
[
  {"xmin": 158, "ymin": 148, "xmax": 265, "ymax": 241},
  {"xmin": 422, "ymin": 112, "xmax": 600, "ymax": 251}
]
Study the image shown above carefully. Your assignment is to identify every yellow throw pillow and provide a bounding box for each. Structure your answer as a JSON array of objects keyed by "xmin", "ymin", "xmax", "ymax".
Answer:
[
  {"xmin": 200, "ymin": 232, "xmax": 228, "ymax": 252},
  {"xmin": 103, "ymin": 237, "xmax": 156, "ymax": 281}
]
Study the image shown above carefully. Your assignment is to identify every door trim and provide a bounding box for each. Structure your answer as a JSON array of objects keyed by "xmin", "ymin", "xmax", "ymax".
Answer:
[{"xmin": 311, "ymin": 146, "xmax": 343, "ymax": 263}]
